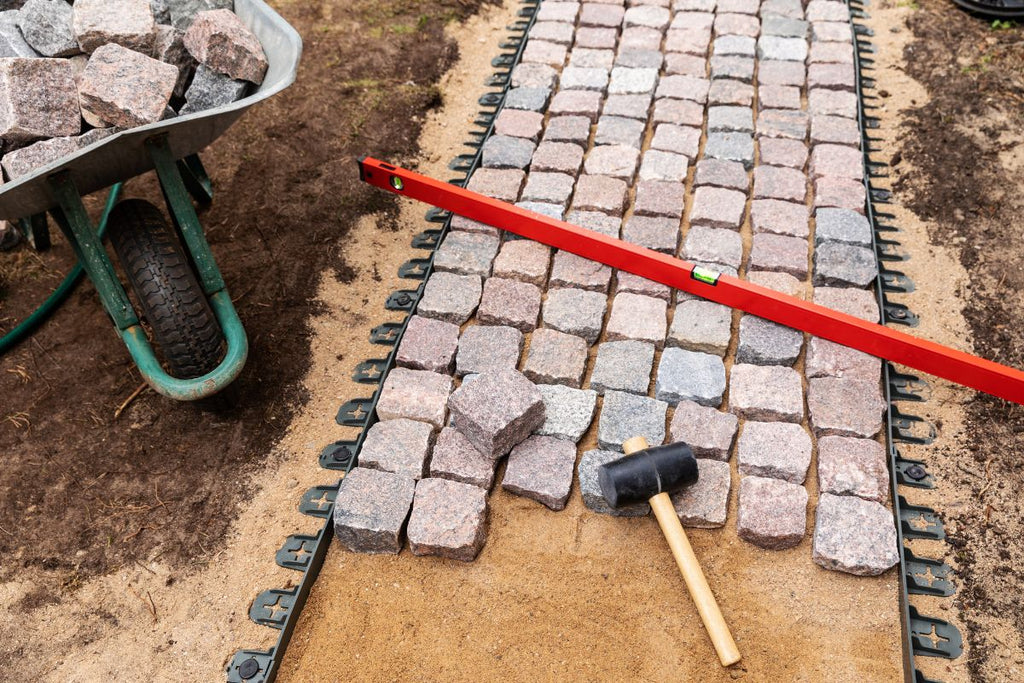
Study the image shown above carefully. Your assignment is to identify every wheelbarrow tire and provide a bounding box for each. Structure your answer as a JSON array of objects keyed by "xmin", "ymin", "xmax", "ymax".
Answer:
[{"xmin": 108, "ymin": 199, "xmax": 225, "ymax": 379}]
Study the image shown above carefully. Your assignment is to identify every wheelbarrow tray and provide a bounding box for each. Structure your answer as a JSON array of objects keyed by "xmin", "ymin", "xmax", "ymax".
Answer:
[{"xmin": 0, "ymin": 0, "xmax": 302, "ymax": 222}]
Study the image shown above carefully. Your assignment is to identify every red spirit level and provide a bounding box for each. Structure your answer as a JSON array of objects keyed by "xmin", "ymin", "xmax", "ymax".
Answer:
[{"xmin": 359, "ymin": 157, "xmax": 1024, "ymax": 406}]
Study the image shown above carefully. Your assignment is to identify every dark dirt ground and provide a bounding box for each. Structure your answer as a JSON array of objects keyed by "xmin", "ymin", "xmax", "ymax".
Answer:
[
  {"xmin": 893, "ymin": 1, "xmax": 1024, "ymax": 679},
  {"xmin": 0, "ymin": 0, "xmax": 490, "ymax": 623}
]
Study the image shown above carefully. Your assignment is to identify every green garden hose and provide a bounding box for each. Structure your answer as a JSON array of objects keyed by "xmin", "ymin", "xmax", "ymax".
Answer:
[{"xmin": 0, "ymin": 183, "xmax": 123, "ymax": 357}]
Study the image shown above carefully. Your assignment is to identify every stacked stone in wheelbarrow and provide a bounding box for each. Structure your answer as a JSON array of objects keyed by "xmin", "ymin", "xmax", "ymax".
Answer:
[{"xmin": 0, "ymin": 0, "xmax": 267, "ymax": 183}]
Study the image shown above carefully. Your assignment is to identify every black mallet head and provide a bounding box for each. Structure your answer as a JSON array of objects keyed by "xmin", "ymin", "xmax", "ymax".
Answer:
[{"xmin": 598, "ymin": 441, "xmax": 699, "ymax": 508}]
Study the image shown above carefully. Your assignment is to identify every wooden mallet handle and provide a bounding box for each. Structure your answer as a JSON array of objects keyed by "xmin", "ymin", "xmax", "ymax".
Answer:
[{"xmin": 623, "ymin": 436, "xmax": 741, "ymax": 667}]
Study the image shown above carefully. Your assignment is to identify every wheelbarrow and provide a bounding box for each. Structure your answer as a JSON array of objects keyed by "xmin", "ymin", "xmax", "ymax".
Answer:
[{"xmin": 0, "ymin": 0, "xmax": 302, "ymax": 401}]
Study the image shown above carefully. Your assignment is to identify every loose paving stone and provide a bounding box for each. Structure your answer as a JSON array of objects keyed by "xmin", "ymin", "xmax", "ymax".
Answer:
[
  {"xmin": 543, "ymin": 287, "xmax": 607, "ymax": 344},
  {"xmin": 758, "ymin": 137, "xmax": 808, "ymax": 169},
  {"xmin": 17, "ymin": 0, "xmax": 78, "ymax": 57},
  {"xmin": 672, "ymin": 458, "xmax": 731, "ymax": 528},
  {"xmin": 668, "ymin": 299, "xmax": 733, "ymax": 356},
  {"xmin": 510, "ymin": 62, "xmax": 558, "ymax": 89},
  {"xmin": 625, "ymin": 4, "xmax": 671, "ymax": 28},
  {"xmin": 750, "ymin": 199, "xmax": 809, "ymax": 237},
  {"xmin": 704, "ymin": 132, "xmax": 754, "ymax": 168},
  {"xmin": 656, "ymin": 74, "xmax": 710, "ymax": 102},
  {"xmin": 550, "ymin": 251, "xmax": 613, "ymax": 291},
  {"xmin": 430, "ymin": 427, "xmax": 498, "ymax": 489},
  {"xmin": 179, "ymin": 63, "xmax": 249, "ymax": 116},
  {"xmin": 595, "ymin": 115, "xmax": 646, "ymax": 148},
  {"xmin": 737, "ymin": 315, "xmax": 803, "ymax": 366},
  {"xmin": 466, "ymin": 167, "xmax": 525, "ymax": 202},
  {"xmin": 730, "ymin": 363, "xmax": 804, "ymax": 422},
  {"xmin": 762, "ymin": 14, "xmax": 808, "ymax": 37},
  {"xmin": 572, "ymin": 174, "xmax": 629, "ymax": 215},
  {"xmin": 433, "ymin": 230, "xmax": 500, "ymax": 277},
  {"xmin": 408, "ymin": 478, "xmax": 489, "ymax": 561},
  {"xmin": 73, "ymin": 0, "xmax": 155, "ymax": 55},
  {"xmin": 707, "ymin": 105, "xmax": 754, "ymax": 133},
  {"xmin": 808, "ymin": 62, "xmax": 856, "ymax": 91},
  {"xmin": 814, "ymin": 177, "xmax": 866, "ymax": 212},
  {"xmin": 536, "ymin": 1, "xmax": 580, "ymax": 22},
  {"xmin": 0, "ymin": 135, "xmax": 75, "ymax": 179},
  {"xmin": 561, "ymin": 65, "xmax": 611, "ymax": 91},
  {"xmin": 417, "ymin": 271, "xmax": 482, "ymax": 325},
  {"xmin": 598, "ymin": 389, "xmax": 668, "ymax": 451},
  {"xmin": 683, "ymin": 225, "xmax": 743, "ymax": 269},
  {"xmin": 333, "ymin": 468, "xmax": 415, "ymax": 555},
  {"xmin": 504, "ymin": 86, "xmax": 553, "ymax": 112},
  {"xmin": 580, "ymin": 1, "xmax": 624, "ymax": 26},
  {"xmin": 550, "ymin": 89, "xmax": 603, "ymax": 121},
  {"xmin": 713, "ymin": 34, "xmax": 755, "ymax": 57},
  {"xmin": 815, "ymin": 207, "xmax": 871, "ymax": 246},
  {"xmin": 608, "ymin": 66, "xmax": 659, "ymax": 95},
  {"xmin": 669, "ymin": 400, "xmax": 739, "ymax": 461},
  {"xmin": 737, "ymin": 421, "xmax": 812, "ymax": 484},
  {"xmin": 532, "ymin": 142, "xmax": 585, "ymax": 179},
  {"xmin": 753, "ymin": 165, "xmax": 807, "ymax": 202},
  {"xmin": 584, "ymin": 144, "xmax": 640, "ymax": 180},
  {"xmin": 606, "ymin": 292, "xmax": 668, "ymax": 347},
  {"xmin": 653, "ymin": 97, "xmax": 705, "ymax": 126},
  {"xmin": 639, "ymin": 149, "xmax": 690, "ymax": 182},
  {"xmin": 477, "ymin": 277, "xmax": 542, "ymax": 332},
  {"xmin": 737, "ymin": 475, "xmax": 808, "ymax": 549},
  {"xmin": 0, "ymin": 58, "xmax": 79, "ymax": 144},
  {"xmin": 694, "ymin": 158, "xmax": 749, "ymax": 190},
  {"xmin": 811, "ymin": 114, "xmax": 861, "ymax": 146},
  {"xmin": 750, "ymin": 233, "xmax": 809, "ymax": 278},
  {"xmin": 79, "ymin": 44, "xmax": 178, "ymax": 128},
  {"xmin": 492, "ymin": 240, "xmax": 551, "ymax": 286},
  {"xmin": 521, "ymin": 171, "xmax": 576, "ymax": 207},
  {"xmin": 709, "ymin": 55, "xmax": 755, "ymax": 82},
  {"xmin": 569, "ymin": 47, "xmax": 615, "ymax": 70},
  {"xmin": 634, "ymin": 180, "xmax": 686, "ymax": 218},
  {"xmin": 522, "ymin": 39, "xmax": 568, "ymax": 67},
  {"xmin": 813, "ymin": 287, "xmax": 879, "ymax": 322},
  {"xmin": 806, "ymin": 337, "xmax": 881, "ymax": 382},
  {"xmin": 708, "ymin": 78, "xmax": 754, "ymax": 106},
  {"xmin": 579, "ymin": 449, "xmax": 651, "ymax": 516},
  {"xmin": 359, "ymin": 418, "xmax": 436, "ymax": 480},
  {"xmin": 530, "ymin": 20, "xmax": 576, "ymax": 46},
  {"xmin": 590, "ymin": 340, "xmax": 656, "ymax": 395},
  {"xmin": 756, "ymin": 109, "xmax": 808, "ymax": 140},
  {"xmin": 449, "ymin": 368, "xmax": 546, "ymax": 457},
  {"xmin": 576, "ymin": 26, "xmax": 618, "ymax": 49},
  {"xmin": 183, "ymin": 8, "xmax": 268, "ymax": 83},
  {"xmin": 376, "ymin": 368, "xmax": 453, "ymax": 429},
  {"xmin": 689, "ymin": 186, "xmax": 747, "ymax": 228},
  {"xmin": 1, "ymin": 10, "xmax": 41, "ymax": 59},
  {"xmin": 757, "ymin": 36, "xmax": 807, "ymax": 62},
  {"xmin": 650, "ymin": 123, "xmax": 701, "ymax": 158},
  {"xmin": 456, "ymin": 325, "xmax": 523, "ymax": 377},
  {"xmin": 806, "ymin": 0, "xmax": 850, "ymax": 22},
  {"xmin": 166, "ymin": 0, "xmax": 236, "ymax": 31},
  {"xmin": 623, "ymin": 26, "xmax": 668, "ymax": 51},
  {"xmin": 622, "ymin": 215, "xmax": 681, "ymax": 253},
  {"xmin": 536, "ymin": 384, "xmax": 598, "ymax": 442},
  {"xmin": 396, "ymin": 315, "xmax": 460, "ymax": 374},
  {"xmin": 496, "ymin": 103, "xmax": 546, "ymax": 141},
  {"xmin": 523, "ymin": 327, "xmax": 589, "ymax": 388},
  {"xmin": 481, "ymin": 134, "xmax": 536, "ymax": 169},
  {"xmin": 758, "ymin": 84, "xmax": 802, "ymax": 110},
  {"xmin": 813, "ymin": 242, "xmax": 877, "ymax": 287},
  {"xmin": 813, "ymin": 493, "xmax": 899, "ymax": 576},
  {"xmin": 567, "ymin": 210, "xmax": 622, "ymax": 237},
  {"xmin": 757, "ymin": 59, "xmax": 806, "ymax": 86},
  {"xmin": 665, "ymin": 52, "xmax": 707, "ymax": 76},
  {"xmin": 715, "ymin": 12, "xmax": 760, "ymax": 37},
  {"xmin": 808, "ymin": 88, "xmax": 858, "ymax": 118},
  {"xmin": 603, "ymin": 93, "xmax": 653, "ymax": 120},
  {"xmin": 809, "ymin": 41, "xmax": 854, "ymax": 65},
  {"xmin": 817, "ymin": 435, "xmax": 888, "ymax": 503},
  {"xmin": 656, "ymin": 347, "xmax": 727, "ymax": 406},
  {"xmin": 809, "ymin": 143, "xmax": 864, "ymax": 182},
  {"xmin": 808, "ymin": 377, "xmax": 885, "ymax": 438},
  {"xmin": 502, "ymin": 435, "xmax": 577, "ymax": 510},
  {"xmin": 748, "ymin": 270, "xmax": 804, "ymax": 297}
]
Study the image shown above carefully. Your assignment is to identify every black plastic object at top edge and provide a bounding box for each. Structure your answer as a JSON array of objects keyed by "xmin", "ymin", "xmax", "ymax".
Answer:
[
  {"xmin": 597, "ymin": 442, "xmax": 698, "ymax": 508},
  {"xmin": 952, "ymin": 0, "xmax": 1024, "ymax": 19}
]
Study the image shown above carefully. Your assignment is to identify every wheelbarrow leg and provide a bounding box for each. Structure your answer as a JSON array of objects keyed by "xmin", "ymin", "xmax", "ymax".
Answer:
[
  {"xmin": 177, "ymin": 154, "xmax": 214, "ymax": 206},
  {"xmin": 17, "ymin": 213, "xmax": 51, "ymax": 252}
]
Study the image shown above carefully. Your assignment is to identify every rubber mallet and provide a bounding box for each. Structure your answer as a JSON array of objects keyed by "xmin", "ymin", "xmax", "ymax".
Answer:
[{"xmin": 598, "ymin": 436, "xmax": 741, "ymax": 667}]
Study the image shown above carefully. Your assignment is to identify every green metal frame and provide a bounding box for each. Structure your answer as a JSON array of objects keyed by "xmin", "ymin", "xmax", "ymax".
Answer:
[{"xmin": 47, "ymin": 134, "xmax": 248, "ymax": 401}]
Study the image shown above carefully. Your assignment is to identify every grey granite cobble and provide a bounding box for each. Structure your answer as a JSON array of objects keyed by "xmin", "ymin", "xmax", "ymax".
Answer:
[
  {"xmin": 572, "ymin": 174, "xmax": 629, "ymax": 215},
  {"xmin": 634, "ymin": 180, "xmax": 686, "ymax": 218},
  {"xmin": 815, "ymin": 208, "xmax": 872, "ymax": 246},
  {"xmin": 595, "ymin": 115, "xmax": 646, "ymax": 148},
  {"xmin": 502, "ymin": 435, "xmax": 577, "ymax": 510},
  {"xmin": 817, "ymin": 435, "xmax": 888, "ymax": 503},
  {"xmin": 522, "ymin": 171, "xmax": 576, "ymax": 207},
  {"xmin": 456, "ymin": 325, "xmax": 523, "ymax": 377},
  {"xmin": 668, "ymin": 400, "xmax": 739, "ymax": 461},
  {"xmin": 684, "ymin": 225, "xmax": 744, "ymax": 270},
  {"xmin": 704, "ymin": 132, "xmax": 755, "ymax": 168},
  {"xmin": 615, "ymin": 49, "xmax": 663, "ymax": 69},
  {"xmin": 738, "ymin": 475, "xmax": 808, "ymax": 549},
  {"xmin": 433, "ymin": 231, "xmax": 500, "ymax": 277},
  {"xmin": 567, "ymin": 210, "xmax": 622, "ymax": 237},
  {"xmin": 813, "ymin": 493, "xmax": 899, "ymax": 576},
  {"xmin": 670, "ymin": 458, "xmax": 731, "ymax": 527},
  {"xmin": 603, "ymin": 93, "xmax": 654, "ymax": 119},
  {"xmin": 408, "ymin": 478, "xmax": 489, "ymax": 561},
  {"xmin": 694, "ymin": 158, "xmax": 749, "ymax": 190},
  {"xmin": 808, "ymin": 377, "xmax": 885, "ymax": 438},
  {"xmin": 729, "ymin": 363, "xmax": 804, "ymax": 422},
  {"xmin": 535, "ymin": 384, "xmax": 598, "ymax": 442},
  {"xmin": 598, "ymin": 390, "xmax": 668, "ymax": 452},
  {"xmin": 504, "ymin": 86, "xmax": 553, "ymax": 112},
  {"xmin": 608, "ymin": 66, "xmax": 659, "ymax": 94},
  {"xmin": 429, "ymin": 427, "xmax": 499, "ymax": 489},
  {"xmin": 545, "ymin": 115, "xmax": 592, "ymax": 144},
  {"xmin": 668, "ymin": 299, "xmax": 733, "ymax": 356},
  {"xmin": 757, "ymin": 36, "xmax": 808, "ymax": 62},
  {"xmin": 713, "ymin": 34, "xmax": 755, "ymax": 56},
  {"xmin": 623, "ymin": 215, "xmax": 681, "ymax": 253},
  {"xmin": 707, "ymin": 105, "xmax": 754, "ymax": 133},
  {"xmin": 689, "ymin": 186, "xmax": 747, "ymax": 228},
  {"xmin": 639, "ymin": 149, "xmax": 690, "ymax": 182},
  {"xmin": 750, "ymin": 233, "xmax": 809, "ymax": 278},
  {"xmin": 750, "ymin": 199, "xmax": 809, "ymax": 237},
  {"xmin": 448, "ymin": 368, "xmax": 546, "ymax": 457},
  {"xmin": 543, "ymin": 287, "xmax": 608, "ymax": 344},
  {"xmin": 477, "ymin": 277, "xmax": 542, "ymax": 332},
  {"xmin": 737, "ymin": 315, "xmax": 804, "ymax": 365},
  {"xmin": 333, "ymin": 467, "xmax": 415, "ymax": 555},
  {"xmin": 656, "ymin": 347, "xmax": 727, "ymax": 406},
  {"xmin": 762, "ymin": 15, "xmax": 808, "ymax": 37},
  {"xmin": 417, "ymin": 271, "xmax": 482, "ymax": 325},
  {"xmin": 523, "ymin": 327, "xmax": 589, "ymax": 387},
  {"xmin": 550, "ymin": 251, "xmax": 613, "ymax": 291},
  {"xmin": 579, "ymin": 449, "xmax": 651, "ymax": 516},
  {"xmin": 590, "ymin": 340, "xmax": 656, "ymax": 395},
  {"xmin": 814, "ymin": 177, "xmax": 867, "ymax": 212},
  {"xmin": 606, "ymin": 292, "xmax": 668, "ymax": 347},
  {"xmin": 396, "ymin": 315, "xmax": 460, "ymax": 374},
  {"xmin": 482, "ymin": 134, "xmax": 536, "ymax": 169},
  {"xmin": 653, "ymin": 98, "xmax": 705, "ymax": 126},
  {"xmin": 18, "ymin": 0, "xmax": 78, "ymax": 57},
  {"xmin": 737, "ymin": 420, "xmax": 812, "ymax": 484},
  {"xmin": 376, "ymin": 368, "xmax": 452, "ymax": 429},
  {"xmin": 813, "ymin": 242, "xmax": 877, "ymax": 287},
  {"xmin": 359, "ymin": 418, "xmax": 436, "ymax": 480},
  {"xmin": 492, "ymin": 239, "xmax": 551, "ymax": 286}
]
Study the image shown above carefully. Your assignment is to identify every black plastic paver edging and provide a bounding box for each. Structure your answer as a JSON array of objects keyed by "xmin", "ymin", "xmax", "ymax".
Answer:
[{"xmin": 224, "ymin": 2, "xmax": 541, "ymax": 681}]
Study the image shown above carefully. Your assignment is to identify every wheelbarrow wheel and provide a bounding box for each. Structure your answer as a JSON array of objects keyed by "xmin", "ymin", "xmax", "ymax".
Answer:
[{"xmin": 108, "ymin": 199, "xmax": 225, "ymax": 379}]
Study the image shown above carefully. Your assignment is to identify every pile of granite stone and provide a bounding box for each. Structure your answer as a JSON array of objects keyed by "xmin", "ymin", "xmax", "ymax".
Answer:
[{"xmin": 0, "ymin": 0, "xmax": 268, "ymax": 183}]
